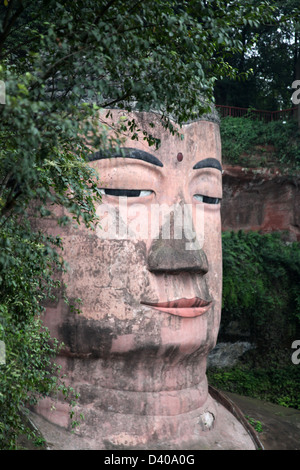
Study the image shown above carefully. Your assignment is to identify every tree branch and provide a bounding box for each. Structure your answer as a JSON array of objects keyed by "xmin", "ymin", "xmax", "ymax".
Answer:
[
  {"xmin": 95, "ymin": 0, "xmax": 118, "ymax": 22},
  {"xmin": 3, "ymin": 0, "xmax": 15, "ymax": 31},
  {"xmin": 0, "ymin": 0, "xmax": 24, "ymax": 51}
]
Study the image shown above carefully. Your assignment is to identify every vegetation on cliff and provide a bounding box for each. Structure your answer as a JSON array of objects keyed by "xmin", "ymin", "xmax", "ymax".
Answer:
[
  {"xmin": 220, "ymin": 116, "xmax": 300, "ymax": 172},
  {"xmin": 208, "ymin": 230, "xmax": 300, "ymax": 410}
]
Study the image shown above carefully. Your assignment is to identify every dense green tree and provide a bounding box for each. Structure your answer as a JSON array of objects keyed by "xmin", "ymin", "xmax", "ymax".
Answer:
[
  {"xmin": 0, "ymin": 0, "xmax": 274, "ymax": 449},
  {"xmin": 214, "ymin": 0, "xmax": 300, "ymax": 117}
]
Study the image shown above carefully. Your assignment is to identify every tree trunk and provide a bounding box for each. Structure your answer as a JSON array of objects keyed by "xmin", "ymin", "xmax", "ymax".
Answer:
[
  {"xmin": 295, "ymin": 32, "xmax": 300, "ymax": 129},
  {"xmin": 297, "ymin": 56, "xmax": 300, "ymax": 129}
]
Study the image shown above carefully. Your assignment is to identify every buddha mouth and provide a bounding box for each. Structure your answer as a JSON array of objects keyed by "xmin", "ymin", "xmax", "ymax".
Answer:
[{"xmin": 141, "ymin": 297, "xmax": 213, "ymax": 318}]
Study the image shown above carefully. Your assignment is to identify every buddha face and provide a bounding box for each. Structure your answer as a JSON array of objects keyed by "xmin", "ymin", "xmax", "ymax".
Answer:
[
  {"xmin": 35, "ymin": 116, "xmax": 258, "ymax": 451},
  {"xmin": 50, "ymin": 111, "xmax": 222, "ymax": 392}
]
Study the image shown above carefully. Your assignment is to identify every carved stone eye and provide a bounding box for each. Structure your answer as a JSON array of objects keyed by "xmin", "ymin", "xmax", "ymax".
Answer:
[
  {"xmin": 194, "ymin": 194, "xmax": 220, "ymax": 204},
  {"xmin": 100, "ymin": 189, "xmax": 153, "ymax": 197}
]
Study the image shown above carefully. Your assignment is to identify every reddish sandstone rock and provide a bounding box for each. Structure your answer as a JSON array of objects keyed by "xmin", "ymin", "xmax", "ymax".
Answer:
[{"xmin": 221, "ymin": 165, "xmax": 300, "ymax": 241}]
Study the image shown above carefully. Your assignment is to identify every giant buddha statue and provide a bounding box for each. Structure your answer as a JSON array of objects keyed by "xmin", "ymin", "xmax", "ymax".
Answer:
[{"xmin": 30, "ymin": 109, "xmax": 259, "ymax": 450}]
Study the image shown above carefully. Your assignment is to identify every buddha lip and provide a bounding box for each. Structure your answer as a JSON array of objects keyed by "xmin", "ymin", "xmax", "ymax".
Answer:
[
  {"xmin": 141, "ymin": 297, "xmax": 213, "ymax": 317},
  {"xmin": 143, "ymin": 297, "xmax": 211, "ymax": 308}
]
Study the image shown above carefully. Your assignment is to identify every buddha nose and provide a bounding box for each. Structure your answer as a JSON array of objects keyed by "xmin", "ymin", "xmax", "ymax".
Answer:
[{"xmin": 147, "ymin": 225, "xmax": 209, "ymax": 275}]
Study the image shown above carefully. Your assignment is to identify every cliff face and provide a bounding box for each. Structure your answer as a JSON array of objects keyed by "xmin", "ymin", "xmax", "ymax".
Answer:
[{"xmin": 221, "ymin": 165, "xmax": 300, "ymax": 241}]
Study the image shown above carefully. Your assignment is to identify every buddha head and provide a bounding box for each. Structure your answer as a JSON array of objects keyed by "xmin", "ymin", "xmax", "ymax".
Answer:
[{"xmin": 34, "ymin": 109, "xmax": 229, "ymax": 449}]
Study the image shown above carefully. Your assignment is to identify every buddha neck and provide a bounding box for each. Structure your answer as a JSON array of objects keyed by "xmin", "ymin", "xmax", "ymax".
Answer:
[
  {"xmin": 33, "ymin": 353, "xmax": 220, "ymax": 449},
  {"xmin": 57, "ymin": 353, "xmax": 212, "ymax": 416}
]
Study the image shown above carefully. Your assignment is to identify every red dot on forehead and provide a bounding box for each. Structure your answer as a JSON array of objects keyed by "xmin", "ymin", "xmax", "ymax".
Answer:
[{"xmin": 177, "ymin": 152, "xmax": 183, "ymax": 162}]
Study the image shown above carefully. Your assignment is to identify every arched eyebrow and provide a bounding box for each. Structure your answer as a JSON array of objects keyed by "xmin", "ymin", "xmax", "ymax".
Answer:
[
  {"xmin": 193, "ymin": 158, "xmax": 222, "ymax": 172},
  {"xmin": 89, "ymin": 147, "xmax": 163, "ymax": 167}
]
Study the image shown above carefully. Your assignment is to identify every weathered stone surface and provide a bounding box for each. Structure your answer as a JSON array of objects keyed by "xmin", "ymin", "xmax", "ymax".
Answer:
[
  {"xmin": 221, "ymin": 165, "xmax": 300, "ymax": 241},
  {"xmin": 30, "ymin": 111, "xmax": 255, "ymax": 450},
  {"xmin": 29, "ymin": 398, "xmax": 257, "ymax": 450},
  {"xmin": 207, "ymin": 341, "xmax": 254, "ymax": 368}
]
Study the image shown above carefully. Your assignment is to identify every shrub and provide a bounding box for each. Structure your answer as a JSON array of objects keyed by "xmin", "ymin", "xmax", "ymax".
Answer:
[
  {"xmin": 222, "ymin": 230, "xmax": 300, "ymax": 357},
  {"xmin": 208, "ymin": 365, "xmax": 300, "ymax": 410},
  {"xmin": 220, "ymin": 116, "xmax": 300, "ymax": 170},
  {"xmin": 213, "ymin": 231, "xmax": 300, "ymax": 409},
  {"xmin": 0, "ymin": 219, "xmax": 80, "ymax": 449}
]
